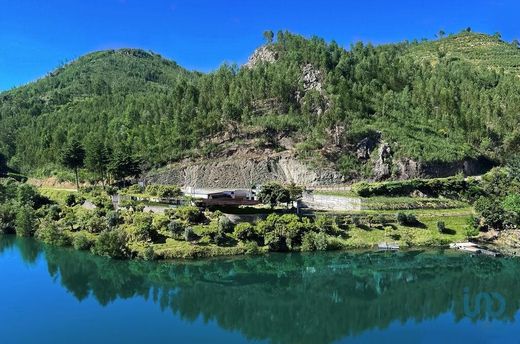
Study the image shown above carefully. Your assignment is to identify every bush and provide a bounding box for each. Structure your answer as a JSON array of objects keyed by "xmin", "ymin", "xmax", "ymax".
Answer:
[
  {"xmin": 315, "ymin": 215, "xmax": 341, "ymax": 235},
  {"xmin": 126, "ymin": 213, "xmax": 155, "ymax": 242},
  {"xmin": 301, "ymin": 231, "xmax": 329, "ymax": 251},
  {"xmin": 65, "ymin": 194, "xmax": 77, "ymax": 207},
  {"xmin": 15, "ymin": 206, "xmax": 36, "ymax": 237},
  {"xmin": 172, "ymin": 206, "xmax": 201, "ymax": 224},
  {"xmin": 85, "ymin": 214, "xmax": 108, "ymax": 233},
  {"xmin": 352, "ymin": 214, "xmax": 361, "ymax": 227},
  {"xmin": 142, "ymin": 245, "xmax": 156, "ymax": 261},
  {"xmin": 396, "ymin": 212, "xmax": 408, "ymax": 225},
  {"xmin": 437, "ymin": 221, "xmax": 446, "ymax": 233},
  {"xmin": 396, "ymin": 212, "xmax": 418, "ymax": 226},
  {"xmin": 0, "ymin": 203, "xmax": 16, "ymax": 234},
  {"xmin": 36, "ymin": 221, "xmax": 72, "ymax": 246},
  {"xmin": 354, "ymin": 176, "xmax": 479, "ymax": 199},
  {"xmin": 168, "ymin": 220, "xmax": 186, "ymax": 239},
  {"xmin": 184, "ymin": 227, "xmax": 197, "ymax": 242},
  {"xmin": 73, "ymin": 232, "xmax": 94, "ymax": 250},
  {"xmin": 218, "ymin": 216, "xmax": 233, "ymax": 233},
  {"xmin": 234, "ymin": 223, "xmax": 257, "ymax": 242},
  {"xmin": 91, "ymin": 229, "xmax": 129, "ymax": 259},
  {"xmin": 106, "ymin": 211, "xmax": 122, "ymax": 228}
]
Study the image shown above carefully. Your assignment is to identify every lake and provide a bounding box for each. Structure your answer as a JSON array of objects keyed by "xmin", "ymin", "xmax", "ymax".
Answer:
[{"xmin": 1, "ymin": 236, "xmax": 520, "ymax": 343}]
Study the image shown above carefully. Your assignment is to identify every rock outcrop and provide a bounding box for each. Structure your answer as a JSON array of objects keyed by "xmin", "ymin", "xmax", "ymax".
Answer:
[
  {"xmin": 396, "ymin": 157, "xmax": 494, "ymax": 179},
  {"xmin": 244, "ymin": 46, "xmax": 278, "ymax": 68},
  {"xmin": 374, "ymin": 143, "xmax": 392, "ymax": 180},
  {"xmin": 145, "ymin": 154, "xmax": 344, "ymax": 188},
  {"xmin": 301, "ymin": 64, "xmax": 324, "ymax": 92}
]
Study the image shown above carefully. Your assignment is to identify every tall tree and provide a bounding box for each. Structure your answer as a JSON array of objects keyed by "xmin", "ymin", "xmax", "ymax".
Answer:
[
  {"xmin": 85, "ymin": 137, "xmax": 110, "ymax": 186},
  {"xmin": 0, "ymin": 153, "xmax": 6, "ymax": 176},
  {"xmin": 108, "ymin": 147, "xmax": 142, "ymax": 184},
  {"xmin": 60, "ymin": 139, "xmax": 85, "ymax": 189},
  {"xmin": 263, "ymin": 30, "xmax": 274, "ymax": 44}
]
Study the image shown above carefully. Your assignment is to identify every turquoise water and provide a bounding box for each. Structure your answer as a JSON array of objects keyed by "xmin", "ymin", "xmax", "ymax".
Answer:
[{"xmin": 1, "ymin": 236, "xmax": 520, "ymax": 343}]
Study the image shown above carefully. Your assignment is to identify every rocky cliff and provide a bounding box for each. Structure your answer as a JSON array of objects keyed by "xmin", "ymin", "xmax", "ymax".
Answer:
[{"xmin": 145, "ymin": 152, "xmax": 344, "ymax": 188}]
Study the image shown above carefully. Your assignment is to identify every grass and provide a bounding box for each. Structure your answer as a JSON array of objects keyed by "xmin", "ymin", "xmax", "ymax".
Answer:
[
  {"xmin": 340, "ymin": 212, "xmax": 471, "ymax": 249},
  {"xmin": 39, "ymin": 187, "xmax": 77, "ymax": 204}
]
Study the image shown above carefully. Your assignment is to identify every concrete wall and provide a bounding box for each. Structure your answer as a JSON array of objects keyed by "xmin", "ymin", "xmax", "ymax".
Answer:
[{"xmin": 300, "ymin": 192, "xmax": 362, "ymax": 211}]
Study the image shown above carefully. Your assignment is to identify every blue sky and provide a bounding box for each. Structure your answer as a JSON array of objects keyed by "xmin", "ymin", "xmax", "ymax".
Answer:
[{"xmin": 0, "ymin": 0, "xmax": 518, "ymax": 91}]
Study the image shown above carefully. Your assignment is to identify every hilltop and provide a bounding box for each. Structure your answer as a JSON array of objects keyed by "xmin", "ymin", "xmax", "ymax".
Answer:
[{"xmin": 1, "ymin": 31, "xmax": 520, "ymax": 187}]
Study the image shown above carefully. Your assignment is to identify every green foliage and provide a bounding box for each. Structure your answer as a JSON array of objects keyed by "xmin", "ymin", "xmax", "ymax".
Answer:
[
  {"xmin": 258, "ymin": 182, "xmax": 291, "ymax": 208},
  {"xmin": 170, "ymin": 206, "xmax": 201, "ymax": 224},
  {"xmin": 354, "ymin": 176, "xmax": 481, "ymax": 200},
  {"xmin": 91, "ymin": 229, "xmax": 129, "ymax": 259},
  {"xmin": 145, "ymin": 184, "xmax": 182, "ymax": 198},
  {"xmin": 15, "ymin": 206, "xmax": 36, "ymax": 237},
  {"xmin": 0, "ymin": 153, "xmax": 6, "ymax": 176},
  {"xmin": 234, "ymin": 222, "xmax": 258, "ymax": 242},
  {"xmin": 60, "ymin": 138, "xmax": 85, "ymax": 189},
  {"xmin": 65, "ymin": 193, "xmax": 77, "ymax": 207},
  {"xmin": 437, "ymin": 221, "xmax": 446, "ymax": 234},
  {"xmin": 36, "ymin": 221, "xmax": 72, "ymax": 247},
  {"xmin": 73, "ymin": 232, "xmax": 94, "ymax": 250},
  {"xmin": 85, "ymin": 214, "xmax": 108, "ymax": 233},
  {"xmin": 475, "ymin": 196, "xmax": 506, "ymax": 229},
  {"xmin": 503, "ymin": 194, "xmax": 520, "ymax": 214},
  {"xmin": 126, "ymin": 213, "xmax": 155, "ymax": 242},
  {"xmin": 184, "ymin": 227, "xmax": 197, "ymax": 242},
  {"xmin": 168, "ymin": 219, "xmax": 186, "ymax": 239},
  {"xmin": 301, "ymin": 231, "xmax": 332, "ymax": 251},
  {"xmin": 0, "ymin": 203, "xmax": 16, "ymax": 234}
]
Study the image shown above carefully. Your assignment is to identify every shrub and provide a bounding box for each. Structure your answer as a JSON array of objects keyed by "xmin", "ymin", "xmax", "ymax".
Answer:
[
  {"xmin": 184, "ymin": 227, "xmax": 197, "ymax": 242},
  {"xmin": 396, "ymin": 212, "xmax": 418, "ymax": 226},
  {"xmin": 168, "ymin": 220, "xmax": 186, "ymax": 239},
  {"xmin": 106, "ymin": 211, "xmax": 122, "ymax": 228},
  {"xmin": 65, "ymin": 194, "xmax": 77, "ymax": 207},
  {"xmin": 73, "ymin": 232, "xmax": 94, "ymax": 250},
  {"xmin": 352, "ymin": 214, "xmax": 361, "ymax": 227},
  {"xmin": 406, "ymin": 214, "xmax": 418, "ymax": 225},
  {"xmin": 437, "ymin": 221, "xmax": 446, "ymax": 233},
  {"xmin": 142, "ymin": 245, "xmax": 156, "ymax": 261},
  {"xmin": 85, "ymin": 214, "xmax": 108, "ymax": 233},
  {"xmin": 0, "ymin": 203, "xmax": 16, "ymax": 234},
  {"xmin": 15, "ymin": 206, "xmax": 36, "ymax": 237},
  {"xmin": 126, "ymin": 213, "xmax": 155, "ymax": 242},
  {"xmin": 315, "ymin": 215, "xmax": 341, "ymax": 235},
  {"xmin": 301, "ymin": 231, "xmax": 329, "ymax": 251},
  {"xmin": 36, "ymin": 221, "xmax": 72, "ymax": 247},
  {"xmin": 234, "ymin": 223, "xmax": 257, "ymax": 242},
  {"xmin": 243, "ymin": 241, "xmax": 261, "ymax": 255},
  {"xmin": 217, "ymin": 216, "xmax": 233, "ymax": 233},
  {"xmin": 396, "ymin": 212, "xmax": 408, "ymax": 225},
  {"xmin": 127, "ymin": 184, "xmax": 144, "ymax": 194},
  {"xmin": 172, "ymin": 206, "xmax": 201, "ymax": 224},
  {"xmin": 91, "ymin": 229, "xmax": 129, "ymax": 259}
]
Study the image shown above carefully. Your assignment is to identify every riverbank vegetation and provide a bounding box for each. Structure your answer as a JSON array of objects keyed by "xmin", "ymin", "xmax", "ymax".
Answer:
[{"xmin": 0, "ymin": 178, "xmax": 477, "ymax": 260}]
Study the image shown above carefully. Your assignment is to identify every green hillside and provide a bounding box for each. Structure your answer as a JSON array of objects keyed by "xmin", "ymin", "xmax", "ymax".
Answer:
[
  {"xmin": 1, "ymin": 31, "xmax": 520, "ymax": 182},
  {"xmin": 409, "ymin": 32, "xmax": 520, "ymax": 74}
]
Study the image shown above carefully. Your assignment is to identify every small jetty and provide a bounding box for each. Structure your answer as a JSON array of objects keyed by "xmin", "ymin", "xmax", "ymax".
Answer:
[
  {"xmin": 449, "ymin": 242, "xmax": 500, "ymax": 257},
  {"xmin": 378, "ymin": 242, "xmax": 400, "ymax": 251}
]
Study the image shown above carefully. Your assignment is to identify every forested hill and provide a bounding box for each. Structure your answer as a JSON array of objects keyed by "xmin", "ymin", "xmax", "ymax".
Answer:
[{"xmin": 1, "ymin": 30, "xmax": 520, "ymax": 183}]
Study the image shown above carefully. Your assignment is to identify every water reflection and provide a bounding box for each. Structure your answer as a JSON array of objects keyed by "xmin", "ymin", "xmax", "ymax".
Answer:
[{"xmin": 1, "ymin": 236, "xmax": 520, "ymax": 344}]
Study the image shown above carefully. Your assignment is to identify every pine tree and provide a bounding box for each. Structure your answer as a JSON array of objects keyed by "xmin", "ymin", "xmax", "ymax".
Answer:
[{"xmin": 60, "ymin": 139, "xmax": 85, "ymax": 190}]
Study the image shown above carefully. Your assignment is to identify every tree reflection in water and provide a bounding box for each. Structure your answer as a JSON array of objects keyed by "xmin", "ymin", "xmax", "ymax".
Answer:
[{"xmin": 2, "ymin": 236, "xmax": 519, "ymax": 344}]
